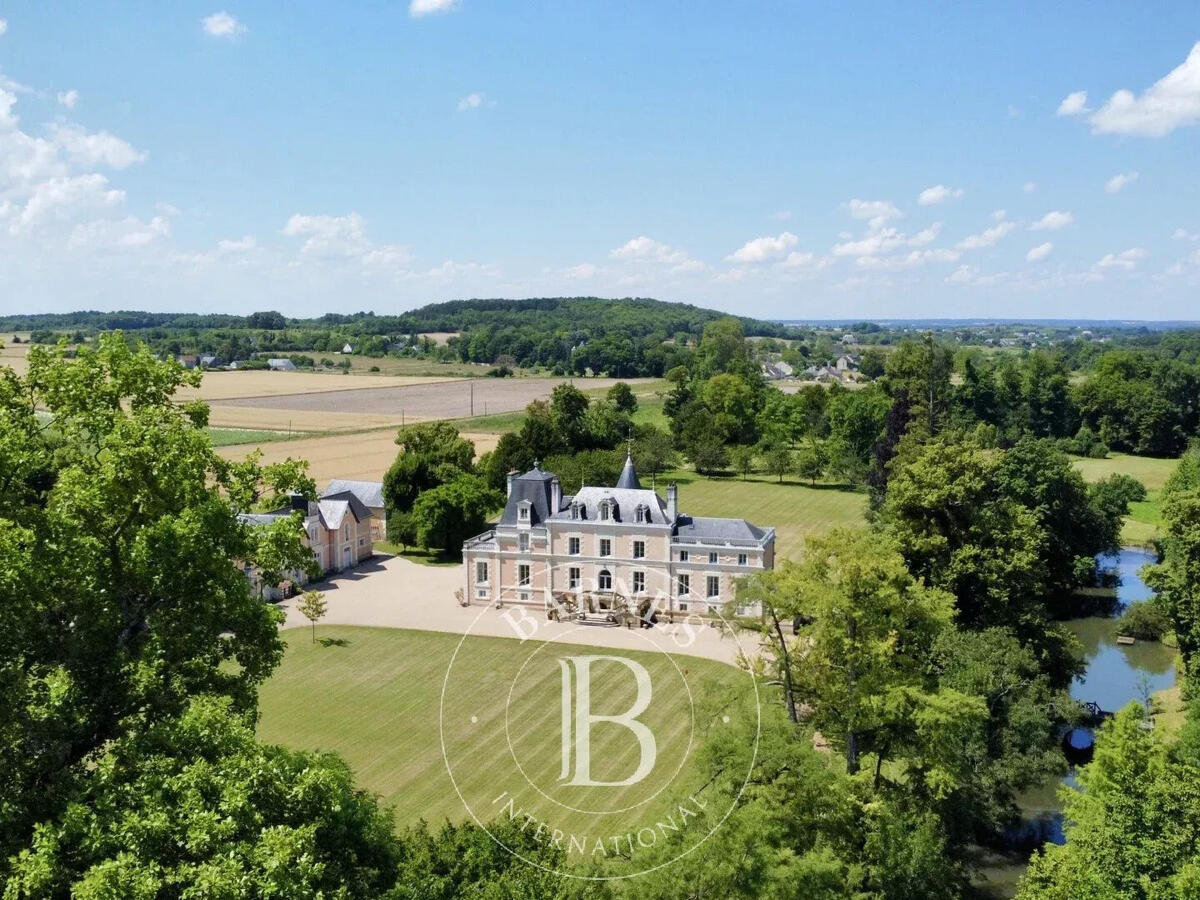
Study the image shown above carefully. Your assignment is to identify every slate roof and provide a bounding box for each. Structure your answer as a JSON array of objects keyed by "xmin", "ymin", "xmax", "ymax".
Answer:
[
  {"xmin": 673, "ymin": 515, "xmax": 768, "ymax": 543},
  {"xmin": 615, "ymin": 452, "xmax": 642, "ymax": 490},
  {"xmin": 548, "ymin": 487, "xmax": 669, "ymax": 525},
  {"xmin": 238, "ymin": 492, "xmax": 370, "ymax": 532},
  {"xmin": 322, "ymin": 479, "xmax": 385, "ymax": 509},
  {"xmin": 499, "ymin": 465, "xmax": 562, "ymax": 525}
]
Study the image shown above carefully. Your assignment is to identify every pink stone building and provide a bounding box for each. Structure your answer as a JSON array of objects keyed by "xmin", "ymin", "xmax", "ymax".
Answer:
[{"xmin": 463, "ymin": 454, "xmax": 775, "ymax": 618}]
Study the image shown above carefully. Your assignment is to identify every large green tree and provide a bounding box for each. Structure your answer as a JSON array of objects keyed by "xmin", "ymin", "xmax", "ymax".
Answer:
[{"xmin": 0, "ymin": 336, "xmax": 319, "ymax": 867}]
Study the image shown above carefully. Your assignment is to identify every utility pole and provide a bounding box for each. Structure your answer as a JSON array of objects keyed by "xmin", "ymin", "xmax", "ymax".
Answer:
[{"xmin": 470, "ymin": 381, "xmax": 474, "ymax": 416}]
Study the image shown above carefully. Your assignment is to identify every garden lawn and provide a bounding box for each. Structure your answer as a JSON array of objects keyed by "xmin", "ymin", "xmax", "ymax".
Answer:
[
  {"xmin": 1072, "ymin": 453, "xmax": 1180, "ymax": 546},
  {"xmin": 659, "ymin": 469, "xmax": 868, "ymax": 561},
  {"xmin": 256, "ymin": 626, "xmax": 742, "ymax": 838}
]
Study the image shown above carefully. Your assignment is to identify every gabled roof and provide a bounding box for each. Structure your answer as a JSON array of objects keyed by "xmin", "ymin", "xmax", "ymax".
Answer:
[
  {"xmin": 322, "ymin": 479, "xmax": 385, "ymax": 509},
  {"xmin": 549, "ymin": 486, "xmax": 669, "ymax": 525}
]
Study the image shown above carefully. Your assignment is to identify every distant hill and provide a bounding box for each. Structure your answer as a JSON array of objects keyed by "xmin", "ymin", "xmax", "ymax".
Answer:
[{"xmin": 0, "ymin": 298, "xmax": 794, "ymax": 338}]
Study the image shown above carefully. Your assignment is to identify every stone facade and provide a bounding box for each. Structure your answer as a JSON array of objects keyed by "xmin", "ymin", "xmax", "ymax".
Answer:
[{"xmin": 463, "ymin": 455, "xmax": 775, "ymax": 618}]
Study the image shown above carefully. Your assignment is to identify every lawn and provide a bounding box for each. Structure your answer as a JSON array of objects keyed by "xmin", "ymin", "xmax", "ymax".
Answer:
[
  {"xmin": 1072, "ymin": 453, "xmax": 1180, "ymax": 546},
  {"xmin": 659, "ymin": 469, "xmax": 868, "ymax": 561},
  {"xmin": 256, "ymin": 626, "xmax": 744, "ymax": 840},
  {"xmin": 205, "ymin": 427, "xmax": 313, "ymax": 447}
]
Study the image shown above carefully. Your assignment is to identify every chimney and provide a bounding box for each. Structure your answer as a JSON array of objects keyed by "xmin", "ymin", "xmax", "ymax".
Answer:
[
  {"xmin": 506, "ymin": 470, "xmax": 517, "ymax": 498},
  {"xmin": 550, "ymin": 476, "xmax": 561, "ymax": 513},
  {"xmin": 289, "ymin": 492, "xmax": 309, "ymax": 513},
  {"xmin": 666, "ymin": 482, "xmax": 678, "ymax": 523}
]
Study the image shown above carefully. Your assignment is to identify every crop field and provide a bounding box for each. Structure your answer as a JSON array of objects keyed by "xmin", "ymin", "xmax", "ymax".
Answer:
[
  {"xmin": 1072, "ymin": 453, "xmax": 1180, "ymax": 545},
  {"xmin": 256, "ymin": 627, "xmax": 743, "ymax": 837},
  {"xmin": 177, "ymin": 370, "xmax": 461, "ymax": 402},
  {"xmin": 0, "ymin": 339, "xmax": 30, "ymax": 375},
  {"xmin": 216, "ymin": 428, "xmax": 500, "ymax": 487},
  {"xmin": 661, "ymin": 469, "xmax": 868, "ymax": 561},
  {"xmin": 207, "ymin": 376, "xmax": 656, "ymax": 426}
]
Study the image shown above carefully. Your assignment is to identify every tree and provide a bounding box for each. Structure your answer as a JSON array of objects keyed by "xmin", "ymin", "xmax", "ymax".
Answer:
[
  {"xmin": 1143, "ymin": 449, "xmax": 1200, "ymax": 677},
  {"xmin": 383, "ymin": 422, "xmax": 476, "ymax": 518},
  {"xmin": 795, "ymin": 443, "xmax": 826, "ymax": 485},
  {"xmin": 631, "ymin": 425, "xmax": 678, "ymax": 480},
  {"xmin": 1018, "ymin": 704, "xmax": 1200, "ymax": 899},
  {"xmin": 298, "ymin": 589, "xmax": 328, "ymax": 643},
  {"xmin": 762, "ymin": 443, "xmax": 793, "ymax": 483},
  {"xmin": 730, "ymin": 445, "xmax": 756, "ymax": 480},
  {"xmin": 0, "ymin": 335, "xmax": 316, "ymax": 861},
  {"xmin": 883, "ymin": 334, "xmax": 953, "ymax": 438},
  {"xmin": 477, "ymin": 431, "xmax": 535, "ymax": 492},
  {"xmin": 606, "ymin": 380, "xmax": 638, "ymax": 414},
  {"xmin": 687, "ymin": 434, "xmax": 729, "ymax": 475},
  {"xmin": 3, "ymin": 696, "xmax": 403, "ymax": 898},
  {"xmin": 410, "ymin": 474, "xmax": 503, "ymax": 554},
  {"xmin": 550, "ymin": 382, "xmax": 590, "ymax": 450}
]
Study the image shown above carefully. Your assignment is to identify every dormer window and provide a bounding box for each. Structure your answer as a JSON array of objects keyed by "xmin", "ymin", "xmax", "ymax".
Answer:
[
  {"xmin": 599, "ymin": 501, "xmax": 610, "ymax": 522},
  {"xmin": 635, "ymin": 504, "xmax": 649, "ymax": 524},
  {"xmin": 519, "ymin": 507, "xmax": 529, "ymax": 521}
]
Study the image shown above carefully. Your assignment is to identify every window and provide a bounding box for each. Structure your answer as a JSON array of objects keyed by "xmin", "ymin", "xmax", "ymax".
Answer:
[
  {"xmin": 476, "ymin": 561, "xmax": 489, "ymax": 584},
  {"xmin": 600, "ymin": 502, "xmax": 610, "ymax": 522},
  {"xmin": 677, "ymin": 600, "xmax": 689, "ymax": 611},
  {"xmin": 518, "ymin": 532, "xmax": 530, "ymax": 552},
  {"xmin": 633, "ymin": 540, "xmax": 645, "ymax": 559},
  {"xmin": 709, "ymin": 552, "xmax": 718, "ymax": 564},
  {"xmin": 359, "ymin": 537, "xmax": 366, "ymax": 547},
  {"xmin": 568, "ymin": 537, "xmax": 580, "ymax": 556},
  {"xmin": 633, "ymin": 571, "xmax": 645, "ymax": 594},
  {"xmin": 707, "ymin": 575, "xmax": 720, "ymax": 598},
  {"xmin": 677, "ymin": 573, "xmax": 689, "ymax": 596},
  {"xmin": 569, "ymin": 567, "xmax": 581, "ymax": 589},
  {"xmin": 518, "ymin": 564, "xmax": 530, "ymax": 586},
  {"xmin": 738, "ymin": 553, "xmax": 748, "ymax": 566},
  {"xmin": 598, "ymin": 569, "xmax": 612, "ymax": 591},
  {"xmin": 518, "ymin": 506, "xmax": 529, "ymax": 521},
  {"xmin": 599, "ymin": 538, "xmax": 612, "ymax": 558},
  {"xmin": 679, "ymin": 550, "xmax": 689, "ymax": 562},
  {"xmin": 736, "ymin": 605, "xmax": 754, "ymax": 617}
]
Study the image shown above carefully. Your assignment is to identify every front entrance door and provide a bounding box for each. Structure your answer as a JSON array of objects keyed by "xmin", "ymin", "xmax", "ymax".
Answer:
[{"xmin": 342, "ymin": 545, "xmax": 352, "ymax": 570}]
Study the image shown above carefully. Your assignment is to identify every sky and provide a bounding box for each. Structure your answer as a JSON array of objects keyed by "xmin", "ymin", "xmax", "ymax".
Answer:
[{"xmin": 1, "ymin": 1, "xmax": 1199, "ymax": 320}]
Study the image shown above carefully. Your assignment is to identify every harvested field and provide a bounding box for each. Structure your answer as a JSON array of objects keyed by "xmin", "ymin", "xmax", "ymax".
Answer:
[
  {"xmin": 216, "ymin": 428, "xmax": 500, "ymax": 487},
  {"xmin": 0, "ymin": 341, "xmax": 30, "ymax": 375},
  {"xmin": 207, "ymin": 376, "xmax": 653, "ymax": 423},
  {"xmin": 203, "ymin": 405, "xmax": 403, "ymax": 431},
  {"xmin": 177, "ymin": 370, "xmax": 461, "ymax": 402}
]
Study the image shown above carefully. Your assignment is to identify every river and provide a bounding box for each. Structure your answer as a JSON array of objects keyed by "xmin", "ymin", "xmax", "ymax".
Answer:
[{"xmin": 978, "ymin": 547, "xmax": 1177, "ymax": 895}]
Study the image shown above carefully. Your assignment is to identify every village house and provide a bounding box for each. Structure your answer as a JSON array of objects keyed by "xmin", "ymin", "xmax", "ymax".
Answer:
[
  {"xmin": 267, "ymin": 358, "xmax": 297, "ymax": 371},
  {"xmin": 462, "ymin": 454, "xmax": 775, "ymax": 618},
  {"xmin": 239, "ymin": 492, "xmax": 374, "ymax": 599},
  {"xmin": 321, "ymin": 479, "xmax": 386, "ymax": 541}
]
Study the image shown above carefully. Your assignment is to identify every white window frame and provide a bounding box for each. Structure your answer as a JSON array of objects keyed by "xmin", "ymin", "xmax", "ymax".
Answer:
[
  {"xmin": 677, "ymin": 573, "xmax": 689, "ymax": 596},
  {"xmin": 709, "ymin": 552, "xmax": 718, "ymax": 564},
  {"xmin": 633, "ymin": 571, "xmax": 645, "ymax": 594},
  {"xmin": 679, "ymin": 549, "xmax": 689, "ymax": 562},
  {"xmin": 599, "ymin": 538, "xmax": 612, "ymax": 558},
  {"xmin": 598, "ymin": 569, "xmax": 612, "ymax": 591},
  {"xmin": 518, "ymin": 532, "xmax": 530, "ymax": 552},
  {"xmin": 568, "ymin": 567, "xmax": 581, "ymax": 590},
  {"xmin": 706, "ymin": 575, "xmax": 720, "ymax": 598},
  {"xmin": 476, "ymin": 561, "xmax": 489, "ymax": 584},
  {"xmin": 738, "ymin": 553, "xmax": 748, "ymax": 566},
  {"xmin": 518, "ymin": 564, "xmax": 531, "ymax": 586},
  {"xmin": 568, "ymin": 536, "xmax": 581, "ymax": 556},
  {"xmin": 633, "ymin": 540, "xmax": 645, "ymax": 559}
]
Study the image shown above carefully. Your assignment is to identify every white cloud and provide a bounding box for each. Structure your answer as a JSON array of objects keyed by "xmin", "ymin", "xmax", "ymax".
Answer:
[
  {"xmin": 845, "ymin": 198, "xmax": 901, "ymax": 229},
  {"xmin": 955, "ymin": 221, "xmax": 1015, "ymax": 250},
  {"xmin": 49, "ymin": 124, "xmax": 146, "ymax": 169},
  {"xmin": 0, "ymin": 18, "xmax": 7, "ymax": 37},
  {"xmin": 457, "ymin": 92, "xmax": 486, "ymax": 112},
  {"xmin": 1097, "ymin": 247, "xmax": 1147, "ymax": 269},
  {"xmin": 69, "ymin": 215, "xmax": 170, "ymax": 249},
  {"xmin": 1022, "ymin": 181, "xmax": 1037, "ymax": 194},
  {"xmin": 1088, "ymin": 42, "xmax": 1200, "ymax": 137},
  {"xmin": 1026, "ymin": 242, "xmax": 1053, "ymax": 262},
  {"xmin": 1175, "ymin": 228, "xmax": 1200, "ymax": 241},
  {"xmin": 1056, "ymin": 91, "xmax": 1089, "ymax": 116},
  {"xmin": 282, "ymin": 212, "xmax": 412, "ymax": 266},
  {"xmin": 835, "ymin": 223, "xmax": 942, "ymax": 257},
  {"xmin": 917, "ymin": 184, "xmax": 963, "ymax": 206},
  {"xmin": 56, "ymin": 90, "xmax": 79, "ymax": 109},
  {"xmin": 946, "ymin": 265, "xmax": 978, "ymax": 284},
  {"xmin": 410, "ymin": 0, "xmax": 460, "ymax": 17},
  {"xmin": 991, "ymin": 209, "xmax": 1007, "ymax": 221},
  {"xmin": 217, "ymin": 235, "xmax": 257, "ymax": 252},
  {"xmin": 610, "ymin": 235, "xmax": 689, "ymax": 265},
  {"xmin": 727, "ymin": 231, "xmax": 798, "ymax": 263},
  {"xmin": 10, "ymin": 174, "xmax": 124, "ymax": 233},
  {"xmin": 1030, "ymin": 210, "xmax": 1074, "ymax": 231},
  {"xmin": 1104, "ymin": 171, "xmax": 1139, "ymax": 194},
  {"xmin": 778, "ymin": 251, "xmax": 830, "ymax": 271},
  {"xmin": 769, "ymin": 209, "xmax": 792, "ymax": 221},
  {"xmin": 202, "ymin": 11, "xmax": 245, "ymax": 38},
  {"xmin": 562, "ymin": 263, "xmax": 597, "ymax": 280}
]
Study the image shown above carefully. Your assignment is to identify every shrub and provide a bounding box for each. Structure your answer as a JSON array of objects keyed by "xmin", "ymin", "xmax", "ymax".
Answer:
[{"xmin": 1118, "ymin": 601, "xmax": 1170, "ymax": 641}]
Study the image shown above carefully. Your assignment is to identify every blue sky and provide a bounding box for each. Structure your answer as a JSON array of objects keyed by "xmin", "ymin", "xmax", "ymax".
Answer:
[{"xmin": 1, "ymin": 1, "xmax": 1199, "ymax": 319}]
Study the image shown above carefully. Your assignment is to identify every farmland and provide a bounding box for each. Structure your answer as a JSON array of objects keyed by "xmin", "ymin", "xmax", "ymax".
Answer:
[
  {"xmin": 256, "ymin": 626, "xmax": 744, "ymax": 838},
  {"xmin": 217, "ymin": 428, "xmax": 500, "ymax": 487}
]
